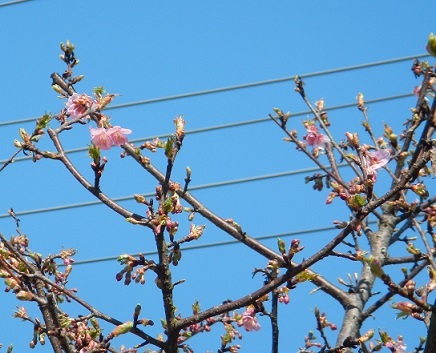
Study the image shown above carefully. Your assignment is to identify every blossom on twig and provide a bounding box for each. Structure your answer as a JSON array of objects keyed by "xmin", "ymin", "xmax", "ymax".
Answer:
[
  {"xmin": 362, "ymin": 149, "xmax": 390, "ymax": 175},
  {"xmin": 90, "ymin": 126, "xmax": 132, "ymax": 150},
  {"xmin": 237, "ymin": 306, "xmax": 261, "ymax": 332},
  {"xmin": 107, "ymin": 126, "xmax": 132, "ymax": 146},
  {"xmin": 65, "ymin": 93, "xmax": 97, "ymax": 119},
  {"xmin": 385, "ymin": 336, "xmax": 406, "ymax": 353},
  {"xmin": 303, "ymin": 125, "xmax": 329, "ymax": 150}
]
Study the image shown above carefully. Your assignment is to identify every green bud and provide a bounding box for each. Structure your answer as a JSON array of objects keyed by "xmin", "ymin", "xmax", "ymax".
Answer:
[
  {"xmin": 65, "ymin": 40, "xmax": 75, "ymax": 52},
  {"xmin": 368, "ymin": 256, "xmax": 384, "ymax": 278},
  {"xmin": 16, "ymin": 290, "xmax": 33, "ymax": 301},
  {"xmin": 93, "ymin": 86, "xmax": 105, "ymax": 96},
  {"xmin": 133, "ymin": 304, "xmax": 141, "ymax": 321},
  {"xmin": 13, "ymin": 139, "xmax": 23, "ymax": 148},
  {"xmin": 273, "ymin": 107, "xmax": 284, "ymax": 118},
  {"xmin": 71, "ymin": 75, "xmax": 85, "ymax": 84},
  {"xmin": 88, "ymin": 144, "xmax": 100, "ymax": 160},
  {"xmin": 111, "ymin": 321, "xmax": 133, "ymax": 337},
  {"xmin": 277, "ymin": 238, "xmax": 286, "ymax": 254},
  {"xmin": 134, "ymin": 194, "xmax": 146, "ymax": 203},
  {"xmin": 36, "ymin": 114, "xmax": 53, "ymax": 129},
  {"xmin": 427, "ymin": 33, "xmax": 436, "ymax": 57},
  {"xmin": 52, "ymin": 84, "xmax": 64, "ymax": 95},
  {"xmin": 19, "ymin": 128, "xmax": 28, "ymax": 141},
  {"xmin": 359, "ymin": 329, "xmax": 374, "ymax": 343},
  {"xmin": 378, "ymin": 329, "xmax": 389, "ymax": 344}
]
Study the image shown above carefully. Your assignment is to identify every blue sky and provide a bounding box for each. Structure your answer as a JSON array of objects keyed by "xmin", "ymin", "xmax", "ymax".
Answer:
[{"xmin": 1, "ymin": 1, "xmax": 436, "ymax": 352}]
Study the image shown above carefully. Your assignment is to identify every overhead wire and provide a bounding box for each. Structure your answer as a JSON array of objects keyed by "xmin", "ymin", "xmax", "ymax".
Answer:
[
  {"xmin": 0, "ymin": 91, "xmax": 415, "ymax": 166},
  {"xmin": 0, "ymin": 55, "xmax": 426, "ymax": 267},
  {"xmin": 0, "ymin": 89, "xmax": 415, "ymax": 227},
  {"xmin": 67, "ymin": 217, "xmax": 382, "ymax": 266},
  {"xmin": 0, "ymin": 90, "xmax": 416, "ymax": 218},
  {"xmin": 0, "ymin": 53, "xmax": 429, "ymax": 128},
  {"xmin": 0, "ymin": 0, "xmax": 30, "ymax": 7},
  {"xmin": 0, "ymin": 165, "xmax": 343, "ymax": 219},
  {"xmin": 70, "ymin": 223, "xmax": 365, "ymax": 266}
]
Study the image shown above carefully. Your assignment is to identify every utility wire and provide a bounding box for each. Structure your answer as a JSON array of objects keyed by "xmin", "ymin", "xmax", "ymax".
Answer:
[
  {"xmin": 0, "ymin": 165, "xmax": 341, "ymax": 219},
  {"xmin": 0, "ymin": 91, "xmax": 414, "ymax": 166},
  {"xmin": 0, "ymin": 53, "xmax": 429, "ymax": 128},
  {"xmin": 69, "ymin": 220, "xmax": 378, "ymax": 266},
  {"xmin": 0, "ymin": 0, "xmax": 30, "ymax": 7},
  {"xmin": 71, "ymin": 225, "xmax": 338, "ymax": 265}
]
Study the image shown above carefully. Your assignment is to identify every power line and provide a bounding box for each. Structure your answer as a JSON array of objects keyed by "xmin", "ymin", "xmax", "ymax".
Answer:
[
  {"xmin": 0, "ymin": 53, "xmax": 429, "ymax": 128},
  {"xmin": 0, "ymin": 0, "xmax": 30, "ymax": 7},
  {"xmin": 0, "ymin": 0, "xmax": 29, "ymax": 6},
  {"xmin": 69, "ymin": 219, "xmax": 379, "ymax": 266},
  {"xmin": 71, "ymin": 225, "xmax": 338, "ymax": 265},
  {"xmin": 0, "ymin": 91, "xmax": 414, "ymax": 166},
  {"xmin": 0, "ymin": 165, "xmax": 340, "ymax": 219}
]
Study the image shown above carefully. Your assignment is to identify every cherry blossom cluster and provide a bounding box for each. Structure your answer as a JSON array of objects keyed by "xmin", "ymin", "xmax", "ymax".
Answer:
[{"xmin": 65, "ymin": 93, "xmax": 132, "ymax": 150}]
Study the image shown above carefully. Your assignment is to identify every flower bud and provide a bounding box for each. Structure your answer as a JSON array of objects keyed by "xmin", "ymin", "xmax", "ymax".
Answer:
[
  {"xmin": 16, "ymin": 290, "xmax": 34, "ymax": 301},
  {"xmin": 315, "ymin": 98, "xmax": 324, "ymax": 111},
  {"xmin": 273, "ymin": 107, "xmax": 284, "ymax": 118},
  {"xmin": 13, "ymin": 139, "xmax": 23, "ymax": 148},
  {"xmin": 368, "ymin": 256, "xmax": 384, "ymax": 278},
  {"xmin": 134, "ymin": 194, "xmax": 146, "ymax": 203},
  {"xmin": 52, "ymin": 84, "xmax": 64, "ymax": 95},
  {"xmin": 277, "ymin": 238, "xmax": 286, "ymax": 254},
  {"xmin": 359, "ymin": 329, "xmax": 374, "ymax": 343},
  {"xmin": 356, "ymin": 92, "xmax": 365, "ymax": 110},
  {"xmin": 345, "ymin": 132, "xmax": 359, "ymax": 149}
]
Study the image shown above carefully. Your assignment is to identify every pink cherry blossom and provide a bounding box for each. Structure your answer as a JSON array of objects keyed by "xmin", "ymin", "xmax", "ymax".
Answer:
[
  {"xmin": 107, "ymin": 126, "xmax": 132, "ymax": 146},
  {"xmin": 413, "ymin": 85, "xmax": 421, "ymax": 97},
  {"xmin": 304, "ymin": 125, "xmax": 330, "ymax": 149},
  {"xmin": 90, "ymin": 127, "xmax": 113, "ymax": 150},
  {"xmin": 279, "ymin": 293, "xmax": 290, "ymax": 304},
  {"xmin": 363, "ymin": 149, "xmax": 390, "ymax": 175},
  {"xmin": 237, "ymin": 307, "xmax": 261, "ymax": 332},
  {"xmin": 385, "ymin": 336, "xmax": 406, "ymax": 353},
  {"xmin": 65, "ymin": 93, "xmax": 97, "ymax": 119},
  {"xmin": 90, "ymin": 126, "xmax": 132, "ymax": 150}
]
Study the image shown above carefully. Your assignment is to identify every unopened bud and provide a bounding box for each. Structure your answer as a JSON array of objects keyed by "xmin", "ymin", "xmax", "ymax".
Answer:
[
  {"xmin": 427, "ymin": 33, "xmax": 436, "ymax": 57},
  {"xmin": 273, "ymin": 107, "xmax": 284, "ymax": 118},
  {"xmin": 111, "ymin": 321, "xmax": 133, "ymax": 337},
  {"xmin": 345, "ymin": 132, "xmax": 359, "ymax": 149},
  {"xmin": 13, "ymin": 139, "xmax": 23, "ymax": 148},
  {"xmin": 356, "ymin": 92, "xmax": 365, "ymax": 110},
  {"xmin": 134, "ymin": 194, "xmax": 146, "ymax": 203},
  {"xmin": 315, "ymin": 98, "xmax": 325, "ymax": 111},
  {"xmin": 16, "ymin": 290, "xmax": 34, "ymax": 301},
  {"xmin": 358, "ymin": 329, "xmax": 374, "ymax": 343},
  {"xmin": 52, "ymin": 84, "xmax": 64, "ymax": 95}
]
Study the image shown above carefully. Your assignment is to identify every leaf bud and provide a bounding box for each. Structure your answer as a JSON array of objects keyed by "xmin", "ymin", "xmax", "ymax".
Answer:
[
  {"xmin": 358, "ymin": 329, "xmax": 374, "ymax": 343},
  {"xmin": 111, "ymin": 321, "xmax": 133, "ymax": 337},
  {"xmin": 52, "ymin": 84, "xmax": 65, "ymax": 95},
  {"xmin": 427, "ymin": 33, "xmax": 436, "ymax": 57}
]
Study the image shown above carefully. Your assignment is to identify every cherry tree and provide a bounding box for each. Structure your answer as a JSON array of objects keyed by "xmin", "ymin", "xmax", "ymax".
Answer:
[{"xmin": 1, "ymin": 34, "xmax": 436, "ymax": 353}]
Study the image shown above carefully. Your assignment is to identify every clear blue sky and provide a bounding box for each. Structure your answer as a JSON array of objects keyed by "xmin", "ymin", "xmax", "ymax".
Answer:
[{"xmin": 1, "ymin": 1, "xmax": 436, "ymax": 352}]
